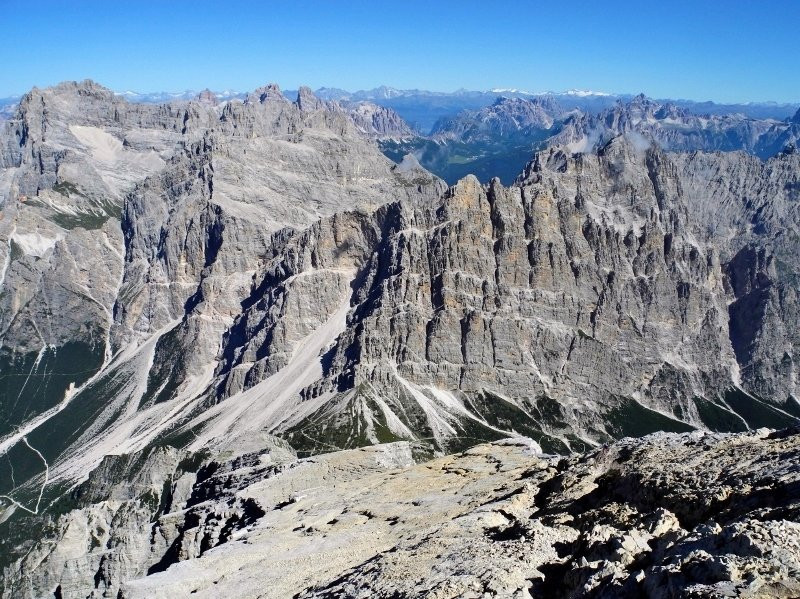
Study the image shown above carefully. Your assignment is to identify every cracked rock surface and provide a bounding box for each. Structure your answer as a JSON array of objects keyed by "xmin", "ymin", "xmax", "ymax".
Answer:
[{"xmin": 2, "ymin": 429, "xmax": 799, "ymax": 598}]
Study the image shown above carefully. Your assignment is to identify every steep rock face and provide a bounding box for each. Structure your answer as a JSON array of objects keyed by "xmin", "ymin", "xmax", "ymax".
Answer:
[
  {"xmin": 271, "ymin": 142, "xmax": 732, "ymax": 452},
  {"xmin": 755, "ymin": 111, "xmax": 800, "ymax": 157},
  {"xmin": 0, "ymin": 80, "xmax": 191, "ymax": 439},
  {"xmin": 0, "ymin": 80, "xmax": 213, "ymax": 196},
  {"xmin": 726, "ymin": 245, "xmax": 799, "ymax": 404},
  {"xmin": 3, "ymin": 429, "xmax": 798, "ymax": 599},
  {"xmin": 110, "ymin": 85, "xmax": 444, "ymax": 384},
  {"xmin": 669, "ymin": 150, "xmax": 800, "ymax": 406},
  {"xmin": 152, "ymin": 138, "xmax": 799, "ymax": 460}
]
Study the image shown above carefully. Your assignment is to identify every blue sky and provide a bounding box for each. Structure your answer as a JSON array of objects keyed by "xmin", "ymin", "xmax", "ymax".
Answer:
[{"xmin": 2, "ymin": 0, "xmax": 798, "ymax": 102}]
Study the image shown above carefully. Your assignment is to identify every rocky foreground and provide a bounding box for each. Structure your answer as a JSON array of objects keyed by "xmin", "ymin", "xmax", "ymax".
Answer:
[{"xmin": 2, "ymin": 428, "xmax": 798, "ymax": 598}]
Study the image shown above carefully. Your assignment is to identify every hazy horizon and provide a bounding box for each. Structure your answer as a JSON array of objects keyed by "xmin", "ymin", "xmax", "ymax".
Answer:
[{"xmin": 2, "ymin": 80, "xmax": 799, "ymax": 108}]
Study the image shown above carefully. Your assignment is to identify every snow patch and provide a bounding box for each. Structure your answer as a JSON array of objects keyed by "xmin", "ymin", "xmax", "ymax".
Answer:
[{"xmin": 563, "ymin": 89, "xmax": 611, "ymax": 97}]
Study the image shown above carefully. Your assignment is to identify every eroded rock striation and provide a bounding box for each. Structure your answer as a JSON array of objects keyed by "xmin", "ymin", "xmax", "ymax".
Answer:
[
  {"xmin": 0, "ymin": 79, "xmax": 443, "ymax": 500},
  {"xmin": 184, "ymin": 135, "xmax": 800, "ymax": 460}
]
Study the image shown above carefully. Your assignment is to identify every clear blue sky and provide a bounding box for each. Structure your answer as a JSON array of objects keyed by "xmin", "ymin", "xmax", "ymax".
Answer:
[{"xmin": 2, "ymin": 0, "xmax": 798, "ymax": 103}]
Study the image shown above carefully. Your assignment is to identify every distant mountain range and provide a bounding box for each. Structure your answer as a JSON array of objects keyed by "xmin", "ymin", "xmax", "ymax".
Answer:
[
  {"xmin": 0, "ymin": 96, "xmax": 19, "ymax": 120},
  {"xmin": 2, "ymin": 86, "xmax": 797, "ymax": 188},
  {"xmin": 3, "ymin": 86, "xmax": 797, "ymax": 131},
  {"xmin": 380, "ymin": 94, "xmax": 800, "ymax": 184},
  {"xmin": 307, "ymin": 86, "xmax": 799, "ymax": 126}
]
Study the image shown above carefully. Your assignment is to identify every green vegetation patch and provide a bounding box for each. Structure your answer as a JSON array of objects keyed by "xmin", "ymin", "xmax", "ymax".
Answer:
[
  {"xmin": 603, "ymin": 396, "xmax": 695, "ymax": 439},
  {"xmin": 0, "ymin": 348, "xmax": 136, "ymax": 498},
  {"xmin": 723, "ymin": 387, "xmax": 799, "ymax": 429},
  {"xmin": 49, "ymin": 197, "xmax": 121, "ymax": 231},
  {"xmin": 380, "ymin": 132, "xmax": 554, "ymax": 186},
  {"xmin": 8, "ymin": 239, "xmax": 24, "ymax": 262},
  {"xmin": 694, "ymin": 396, "xmax": 748, "ymax": 432},
  {"xmin": 468, "ymin": 390, "xmax": 570, "ymax": 454},
  {"xmin": 47, "ymin": 180, "xmax": 122, "ymax": 230},
  {"xmin": 285, "ymin": 386, "xmax": 409, "ymax": 456},
  {"xmin": 53, "ymin": 181, "xmax": 81, "ymax": 197},
  {"xmin": 139, "ymin": 323, "xmax": 189, "ymax": 409},
  {"xmin": 0, "ymin": 339, "xmax": 105, "ymax": 439}
]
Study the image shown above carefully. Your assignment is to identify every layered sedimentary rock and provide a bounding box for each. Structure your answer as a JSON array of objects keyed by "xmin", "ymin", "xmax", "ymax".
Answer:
[
  {"xmin": 345, "ymin": 101, "xmax": 417, "ymax": 139},
  {"xmin": 176, "ymin": 137, "xmax": 799, "ymax": 460}
]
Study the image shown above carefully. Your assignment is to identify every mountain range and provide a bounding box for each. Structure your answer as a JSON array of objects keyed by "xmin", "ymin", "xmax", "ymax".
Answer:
[
  {"xmin": 381, "ymin": 93, "xmax": 800, "ymax": 184},
  {"xmin": 0, "ymin": 79, "xmax": 799, "ymax": 597},
  {"xmin": 4, "ymin": 87, "xmax": 796, "ymax": 186},
  {"xmin": 4, "ymin": 84, "xmax": 797, "ymax": 127}
]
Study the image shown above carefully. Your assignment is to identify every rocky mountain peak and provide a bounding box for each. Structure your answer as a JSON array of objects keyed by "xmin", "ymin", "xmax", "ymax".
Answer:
[
  {"xmin": 628, "ymin": 92, "xmax": 652, "ymax": 106},
  {"xmin": 296, "ymin": 85, "xmax": 323, "ymax": 111},
  {"xmin": 54, "ymin": 78, "xmax": 116, "ymax": 99},
  {"xmin": 392, "ymin": 152, "xmax": 423, "ymax": 172},
  {"xmin": 17, "ymin": 78, "xmax": 116, "ymax": 113},
  {"xmin": 247, "ymin": 82, "xmax": 286, "ymax": 104},
  {"xmin": 793, "ymin": 107, "xmax": 800, "ymax": 124},
  {"xmin": 624, "ymin": 93, "xmax": 663, "ymax": 114},
  {"xmin": 431, "ymin": 95, "xmax": 563, "ymax": 142},
  {"xmin": 346, "ymin": 101, "xmax": 415, "ymax": 139},
  {"xmin": 491, "ymin": 95, "xmax": 518, "ymax": 106},
  {"xmin": 546, "ymin": 91, "xmax": 800, "ymax": 158},
  {"xmin": 196, "ymin": 89, "xmax": 218, "ymax": 105},
  {"xmin": 490, "ymin": 95, "xmax": 562, "ymax": 114}
]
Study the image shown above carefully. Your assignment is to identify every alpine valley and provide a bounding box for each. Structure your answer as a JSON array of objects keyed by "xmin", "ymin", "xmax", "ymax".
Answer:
[{"xmin": 1, "ymin": 80, "xmax": 799, "ymax": 598}]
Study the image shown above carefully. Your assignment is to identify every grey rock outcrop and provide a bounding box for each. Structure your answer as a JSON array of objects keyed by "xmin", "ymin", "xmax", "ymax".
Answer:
[
  {"xmin": 301, "ymin": 429, "xmax": 800, "ymax": 599},
  {"xmin": 195, "ymin": 89, "xmax": 218, "ymax": 105},
  {"xmin": 2, "ymin": 429, "xmax": 798, "ymax": 598}
]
